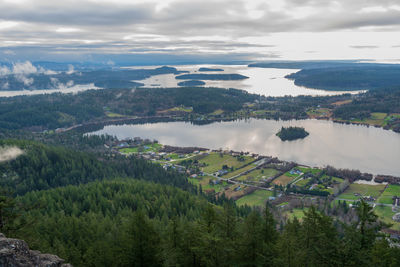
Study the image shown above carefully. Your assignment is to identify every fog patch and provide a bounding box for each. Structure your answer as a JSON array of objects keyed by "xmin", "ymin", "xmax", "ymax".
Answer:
[
  {"xmin": 50, "ymin": 77, "xmax": 75, "ymax": 89},
  {"xmin": 0, "ymin": 146, "xmax": 24, "ymax": 162},
  {"xmin": 66, "ymin": 64, "xmax": 75, "ymax": 75}
]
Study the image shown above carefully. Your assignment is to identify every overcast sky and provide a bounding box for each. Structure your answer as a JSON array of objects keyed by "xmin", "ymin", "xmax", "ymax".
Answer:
[{"xmin": 1, "ymin": 0, "xmax": 400, "ymax": 63}]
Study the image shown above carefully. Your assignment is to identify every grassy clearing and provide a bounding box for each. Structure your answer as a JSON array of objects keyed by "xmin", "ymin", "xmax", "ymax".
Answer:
[
  {"xmin": 223, "ymin": 164, "xmax": 257, "ymax": 179},
  {"xmin": 295, "ymin": 178, "xmax": 311, "ymax": 187},
  {"xmin": 273, "ymin": 175, "xmax": 295, "ymax": 186},
  {"xmin": 106, "ymin": 112, "xmax": 125, "ymax": 118},
  {"xmin": 120, "ymin": 143, "xmax": 162, "ymax": 154},
  {"xmin": 337, "ymin": 183, "xmax": 386, "ymax": 200},
  {"xmin": 236, "ymin": 190, "xmax": 274, "ymax": 207},
  {"xmin": 199, "ymin": 153, "xmax": 254, "ymax": 174},
  {"xmin": 306, "ymin": 108, "xmax": 332, "ymax": 118},
  {"xmin": 285, "ymin": 208, "xmax": 309, "ymax": 221},
  {"xmin": 160, "ymin": 106, "xmax": 193, "ymax": 113},
  {"xmin": 374, "ymin": 206, "xmax": 400, "ymax": 231},
  {"xmin": 332, "ymin": 99, "xmax": 352, "ymax": 106},
  {"xmin": 236, "ymin": 168, "xmax": 280, "ymax": 182},
  {"xmin": 210, "ymin": 109, "xmax": 224, "ymax": 115},
  {"xmin": 188, "ymin": 176, "xmax": 227, "ymax": 193},
  {"xmin": 350, "ymin": 112, "xmax": 388, "ymax": 127},
  {"xmin": 298, "ymin": 167, "xmax": 322, "ymax": 175},
  {"xmin": 377, "ymin": 185, "xmax": 400, "ymax": 204}
]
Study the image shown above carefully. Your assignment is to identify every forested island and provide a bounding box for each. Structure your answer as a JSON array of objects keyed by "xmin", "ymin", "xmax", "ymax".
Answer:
[
  {"xmin": 175, "ymin": 73, "xmax": 248, "ymax": 80},
  {"xmin": 198, "ymin": 67, "xmax": 224, "ymax": 72},
  {"xmin": 276, "ymin": 126, "xmax": 309, "ymax": 141},
  {"xmin": 286, "ymin": 65, "xmax": 400, "ymax": 91},
  {"xmin": 177, "ymin": 80, "xmax": 206, "ymax": 86}
]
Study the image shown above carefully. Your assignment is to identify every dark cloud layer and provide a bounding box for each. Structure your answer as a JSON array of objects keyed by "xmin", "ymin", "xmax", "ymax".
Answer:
[{"xmin": 0, "ymin": 0, "xmax": 399, "ymax": 62}]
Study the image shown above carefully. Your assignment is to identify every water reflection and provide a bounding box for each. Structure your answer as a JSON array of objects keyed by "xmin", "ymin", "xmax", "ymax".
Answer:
[
  {"xmin": 90, "ymin": 119, "xmax": 400, "ymax": 176},
  {"xmin": 136, "ymin": 65, "xmax": 363, "ymax": 97}
]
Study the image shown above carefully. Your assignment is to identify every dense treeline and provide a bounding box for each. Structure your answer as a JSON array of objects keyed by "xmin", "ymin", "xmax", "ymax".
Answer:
[
  {"xmin": 0, "ymin": 87, "xmax": 257, "ymax": 130},
  {"xmin": 6, "ymin": 179, "xmax": 399, "ymax": 266},
  {"xmin": 0, "ymin": 139, "xmax": 191, "ymax": 195},
  {"xmin": 276, "ymin": 126, "xmax": 309, "ymax": 141}
]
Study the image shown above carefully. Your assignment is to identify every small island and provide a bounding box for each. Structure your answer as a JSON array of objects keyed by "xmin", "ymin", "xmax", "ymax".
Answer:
[
  {"xmin": 198, "ymin": 67, "xmax": 224, "ymax": 72},
  {"xmin": 276, "ymin": 126, "xmax": 309, "ymax": 141},
  {"xmin": 175, "ymin": 73, "xmax": 248, "ymax": 80},
  {"xmin": 177, "ymin": 80, "xmax": 206, "ymax": 87}
]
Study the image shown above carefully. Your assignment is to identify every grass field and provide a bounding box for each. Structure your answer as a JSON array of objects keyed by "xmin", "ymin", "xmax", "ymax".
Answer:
[
  {"xmin": 160, "ymin": 106, "xmax": 193, "ymax": 113},
  {"xmin": 298, "ymin": 167, "xmax": 322, "ymax": 175},
  {"xmin": 199, "ymin": 153, "xmax": 254, "ymax": 174},
  {"xmin": 223, "ymin": 164, "xmax": 256, "ymax": 179},
  {"xmin": 210, "ymin": 109, "xmax": 224, "ymax": 115},
  {"xmin": 285, "ymin": 208, "xmax": 309, "ymax": 221},
  {"xmin": 234, "ymin": 167, "xmax": 280, "ymax": 182},
  {"xmin": 236, "ymin": 190, "xmax": 274, "ymax": 207},
  {"xmin": 306, "ymin": 108, "xmax": 332, "ymax": 118},
  {"xmin": 106, "ymin": 112, "xmax": 125, "ymax": 118},
  {"xmin": 295, "ymin": 178, "xmax": 310, "ymax": 187},
  {"xmin": 350, "ymin": 112, "xmax": 388, "ymax": 127},
  {"xmin": 119, "ymin": 143, "xmax": 162, "ymax": 154},
  {"xmin": 374, "ymin": 206, "xmax": 400, "ymax": 231},
  {"xmin": 188, "ymin": 176, "xmax": 227, "ymax": 193},
  {"xmin": 377, "ymin": 185, "xmax": 400, "ymax": 204},
  {"xmin": 273, "ymin": 175, "xmax": 295, "ymax": 186},
  {"xmin": 337, "ymin": 183, "xmax": 386, "ymax": 200}
]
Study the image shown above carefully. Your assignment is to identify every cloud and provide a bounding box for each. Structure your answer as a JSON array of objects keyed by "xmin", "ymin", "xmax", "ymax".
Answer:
[
  {"xmin": 0, "ymin": 66, "xmax": 11, "ymax": 76},
  {"xmin": 50, "ymin": 77, "xmax": 74, "ymax": 89},
  {"xmin": 0, "ymin": 146, "xmax": 24, "ymax": 162},
  {"xmin": 1, "ymin": 82, "xmax": 9, "ymax": 89},
  {"xmin": 12, "ymin": 61, "xmax": 37, "ymax": 75},
  {"xmin": 0, "ymin": 0, "xmax": 399, "ymax": 61},
  {"xmin": 350, "ymin": 45, "xmax": 379, "ymax": 49},
  {"xmin": 66, "ymin": 64, "xmax": 75, "ymax": 74}
]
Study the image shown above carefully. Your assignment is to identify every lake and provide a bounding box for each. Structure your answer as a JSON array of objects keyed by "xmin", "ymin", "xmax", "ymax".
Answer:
[{"xmin": 89, "ymin": 119, "xmax": 400, "ymax": 176}]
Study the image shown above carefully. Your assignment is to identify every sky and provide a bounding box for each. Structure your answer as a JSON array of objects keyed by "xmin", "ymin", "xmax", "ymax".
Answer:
[{"xmin": 1, "ymin": 0, "xmax": 400, "ymax": 64}]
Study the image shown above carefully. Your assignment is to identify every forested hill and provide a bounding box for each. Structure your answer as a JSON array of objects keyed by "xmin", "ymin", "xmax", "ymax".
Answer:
[
  {"xmin": 286, "ymin": 65, "xmax": 400, "ymax": 91},
  {"xmin": 10, "ymin": 180, "xmax": 400, "ymax": 266},
  {"xmin": 0, "ymin": 87, "xmax": 257, "ymax": 130},
  {"xmin": 0, "ymin": 139, "xmax": 191, "ymax": 195}
]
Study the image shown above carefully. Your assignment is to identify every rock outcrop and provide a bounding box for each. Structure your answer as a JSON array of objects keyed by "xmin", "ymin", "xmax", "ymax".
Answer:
[{"xmin": 0, "ymin": 233, "xmax": 71, "ymax": 267}]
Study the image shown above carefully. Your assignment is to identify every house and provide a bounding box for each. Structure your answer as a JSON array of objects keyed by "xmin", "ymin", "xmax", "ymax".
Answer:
[
  {"xmin": 217, "ymin": 169, "xmax": 228, "ymax": 176},
  {"xmin": 362, "ymin": 196, "xmax": 375, "ymax": 202}
]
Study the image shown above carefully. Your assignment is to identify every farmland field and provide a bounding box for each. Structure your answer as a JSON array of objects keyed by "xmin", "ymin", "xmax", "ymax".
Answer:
[
  {"xmin": 223, "ymin": 164, "xmax": 256, "ymax": 178},
  {"xmin": 377, "ymin": 184, "xmax": 400, "ymax": 204},
  {"xmin": 337, "ymin": 183, "xmax": 386, "ymax": 200},
  {"xmin": 273, "ymin": 174, "xmax": 295, "ymax": 186},
  {"xmin": 236, "ymin": 190, "xmax": 274, "ymax": 207},
  {"xmin": 235, "ymin": 168, "xmax": 280, "ymax": 182},
  {"xmin": 198, "ymin": 153, "xmax": 254, "ymax": 173},
  {"xmin": 188, "ymin": 176, "xmax": 227, "ymax": 193},
  {"xmin": 374, "ymin": 206, "xmax": 400, "ymax": 231}
]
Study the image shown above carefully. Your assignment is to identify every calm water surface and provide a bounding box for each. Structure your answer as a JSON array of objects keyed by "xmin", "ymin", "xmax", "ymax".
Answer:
[
  {"xmin": 0, "ymin": 65, "xmax": 361, "ymax": 97},
  {"xmin": 90, "ymin": 119, "xmax": 400, "ymax": 176},
  {"xmin": 134, "ymin": 65, "xmax": 362, "ymax": 97}
]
